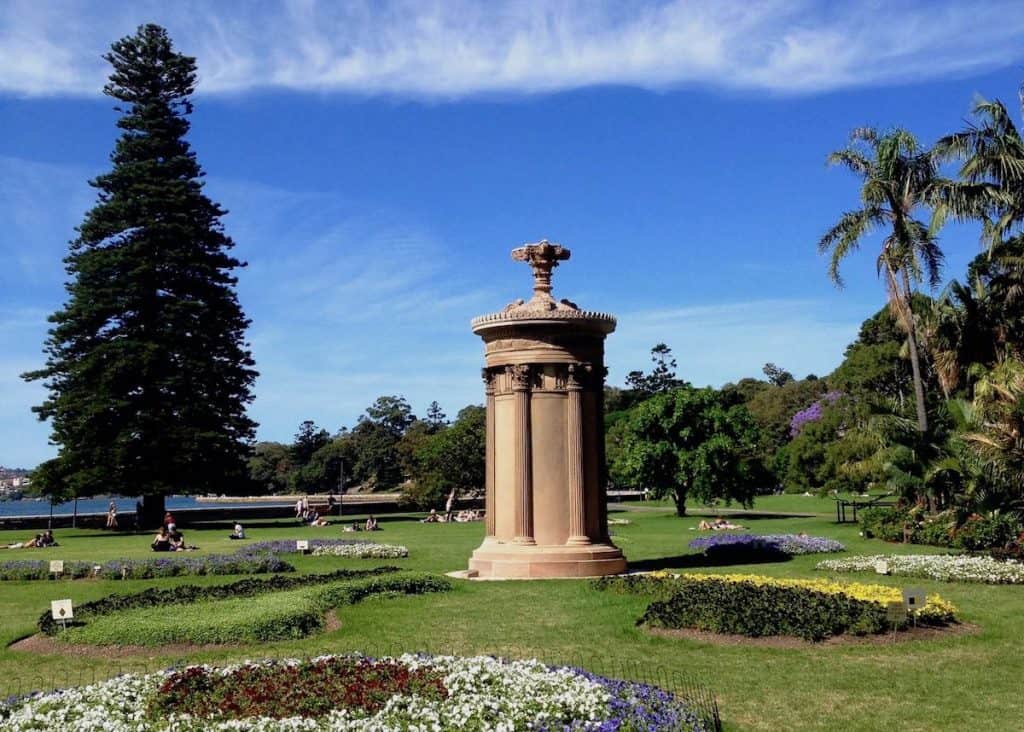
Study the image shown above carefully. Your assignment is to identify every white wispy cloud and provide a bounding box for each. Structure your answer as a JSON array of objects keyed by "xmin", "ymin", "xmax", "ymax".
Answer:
[
  {"xmin": 609, "ymin": 298, "xmax": 865, "ymax": 387},
  {"xmin": 1, "ymin": 0, "xmax": 1022, "ymax": 98}
]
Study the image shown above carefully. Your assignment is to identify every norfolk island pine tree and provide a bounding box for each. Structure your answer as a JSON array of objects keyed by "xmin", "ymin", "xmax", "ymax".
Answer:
[{"xmin": 22, "ymin": 25, "xmax": 257, "ymax": 527}]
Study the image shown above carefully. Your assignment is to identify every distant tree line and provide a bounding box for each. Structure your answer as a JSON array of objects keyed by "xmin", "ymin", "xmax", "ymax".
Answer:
[{"xmin": 248, "ymin": 397, "xmax": 484, "ymax": 511}]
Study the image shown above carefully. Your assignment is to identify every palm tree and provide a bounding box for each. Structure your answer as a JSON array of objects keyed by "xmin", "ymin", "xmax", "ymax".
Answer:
[
  {"xmin": 819, "ymin": 127, "xmax": 944, "ymax": 434},
  {"xmin": 932, "ymin": 94, "xmax": 1024, "ymax": 251},
  {"xmin": 966, "ymin": 360, "xmax": 1024, "ymax": 508}
]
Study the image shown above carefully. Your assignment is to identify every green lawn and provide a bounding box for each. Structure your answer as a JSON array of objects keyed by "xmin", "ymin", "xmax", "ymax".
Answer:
[{"xmin": 0, "ymin": 507, "xmax": 1021, "ymax": 730}]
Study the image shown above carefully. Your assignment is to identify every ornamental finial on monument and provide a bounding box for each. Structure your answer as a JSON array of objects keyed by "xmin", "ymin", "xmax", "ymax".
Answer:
[{"xmin": 510, "ymin": 240, "xmax": 574, "ymax": 311}]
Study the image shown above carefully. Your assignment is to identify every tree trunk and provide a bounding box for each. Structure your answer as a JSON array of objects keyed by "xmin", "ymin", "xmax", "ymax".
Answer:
[
  {"xmin": 900, "ymin": 270, "xmax": 929, "ymax": 434},
  {"xmin": 673, "ymin": 487, "xmax": 687, "ymax": 517},
  {"xmin": 140, "ymin": 494, "xmax": 166, "ymax": 530}
]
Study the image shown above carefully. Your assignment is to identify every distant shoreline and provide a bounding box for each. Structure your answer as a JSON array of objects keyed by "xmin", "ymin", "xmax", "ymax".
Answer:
[{"xmin": 195, "ymin": 493, "xmax": 402, "ymax": 504}]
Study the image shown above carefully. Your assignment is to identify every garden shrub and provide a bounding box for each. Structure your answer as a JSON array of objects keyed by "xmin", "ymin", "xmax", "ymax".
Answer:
[
  {"xmin": 859, "ymin": 507, "xmax": 910, "ymax": 542},
  {"xmin": 859, "ymin": 507, "xmax": 1020, "ymax": 550},
  {"xmin": 60, "ymin": 573, "xmax": 452, "ymax": 646},
  {"xmin": 599, "ymin": 573, "xmax": 956, "ymax": 641},
  {"xmin": 38, "ymin": 567, "xmax": 399, "ymax": 635},
  {"xmin": 642, "ymin": 578, "xmax": 894, "ymax": 641},
  {"xmin": 952, "ymin": 513, "xmax": 1021, "ymax": 551}
]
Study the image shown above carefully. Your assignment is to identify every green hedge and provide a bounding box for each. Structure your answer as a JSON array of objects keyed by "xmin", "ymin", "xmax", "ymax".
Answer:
[
  {"xmin": 860, "ymin": 507, "xmax": 1020, "ymax": 550},
  {"xmin": 38, "ymin": 567, "xmax": 399, "ymax": 635},
  {"xmin": 59, "ymin": 573, "xmax": 452, "ymax": 646},
  {"xmin": 638, "ymin": 577, "xmax": 892, "ymax": 641}
]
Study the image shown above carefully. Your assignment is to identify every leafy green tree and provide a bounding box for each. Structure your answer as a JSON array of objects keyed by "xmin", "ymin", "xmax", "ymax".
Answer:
[
  {"xmin": 22, "ymin": 25, "xmax": 257, "ymax": 527},
  {"xmin": 405, "ymin": 406, "xmax": 485, "ymax": 510},
  {"xmin": 613, "ymin": 386, "xmax": 760, "ymax": 516},
  {"xmin": 336, "ymin": 395, "xmax": 417, "ymax": 491},
  {"xmin": 289, "ymin": 421, "xmax": 330, "ymax": 469},
  {"xmin": 625, "ymin": 343, "xmax": 686, "ymax": 396},
  {"xmin": 247, "ymin": 442, "xmax": 292, "ymax": 494},
  {"xmin": 362, "ymin": 395, "xmax": 415, "ymax": 436},
  {"xmin": 424, "ymin": 401, "xmax": 448, "ymax": 433},
  {"xmin": 762, "ymin": 363, "xmax": 794, "ymax": 387},
  {"xmin": 819, "ymin": 127, "xmax": 944, "ymax": 434}
]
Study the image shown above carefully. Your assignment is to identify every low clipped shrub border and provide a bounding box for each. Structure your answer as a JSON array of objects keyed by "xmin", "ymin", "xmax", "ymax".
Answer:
[
  {"xmin": 37, "ymin": 567, "xmax": 399, "ymax": 635},
  {"xmin": 688, "ymin": 533, "xmax": 844, "ymax": 559},
  {"xmin": 599, "ymin": 573, "xmax": 957, "ymax": 642},
  {"xmin": 0, "ymin": 654, "xmax": 713, "ymax": 731},
  {"xmin": 817, "ymin": 554, "xmax": 1024, "ymax": 584},
  {"xmin": 0, "ymin": 554, "xmax": 293, "ymax": 582},
  {"xmin": 61, "ymin": 574, "xmax": 452, "ymax": 645}
]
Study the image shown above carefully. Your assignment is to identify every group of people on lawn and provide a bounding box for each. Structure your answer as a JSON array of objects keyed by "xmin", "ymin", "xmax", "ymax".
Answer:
[
  {"xmin": 2, "ymin": 529, "xmax": 58, "ymax": 549},
  {"xmin": 151, "ymin": 511, "xmax": 192, "ymax": 551}
]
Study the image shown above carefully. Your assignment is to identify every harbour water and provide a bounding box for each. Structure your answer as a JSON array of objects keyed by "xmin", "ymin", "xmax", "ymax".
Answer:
[{"xmin": 0, "ymin": 495, "xmax": 293, "ymax": 518}]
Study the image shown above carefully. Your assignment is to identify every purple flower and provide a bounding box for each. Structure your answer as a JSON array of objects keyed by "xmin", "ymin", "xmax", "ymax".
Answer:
[
  {"xmin": 688, "ymin": 533, "xmax": 844, "ymax": 556},
  {"xmin": 789, "ymin": 391, "xmax": 842, "ymax": 437}
]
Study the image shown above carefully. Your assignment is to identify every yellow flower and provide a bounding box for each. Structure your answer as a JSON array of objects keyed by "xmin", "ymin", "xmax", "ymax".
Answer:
[{"xmin": 680, "ymin": 573, "xmax": 957, "ymax": 620}]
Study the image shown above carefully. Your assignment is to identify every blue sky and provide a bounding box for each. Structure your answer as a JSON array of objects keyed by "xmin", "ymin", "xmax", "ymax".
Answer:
[{"xmin": 2, "ymin": 0, "xmax": 1024, "ymax": 467}]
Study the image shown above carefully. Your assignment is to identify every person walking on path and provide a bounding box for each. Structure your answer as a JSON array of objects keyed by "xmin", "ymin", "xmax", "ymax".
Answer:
[{"xmin": 105, "ymin": 501, "xmax": 118, "ymax": 529}]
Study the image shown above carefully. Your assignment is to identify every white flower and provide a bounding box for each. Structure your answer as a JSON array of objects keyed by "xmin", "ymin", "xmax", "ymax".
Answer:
[{"xmin": 816, "ymin": 554, "xmax": 1024, "ymax": 584}]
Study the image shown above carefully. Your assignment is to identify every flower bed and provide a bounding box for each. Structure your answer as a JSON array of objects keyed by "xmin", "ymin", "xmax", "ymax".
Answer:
[
  {"xmin": 238, "ymin": 539, "xmax": 409, "ymax": 559},
  {"xmin": 817, "ymin": 554, "xmax": 1024, "ymax": 584},
  {"xmin": 37, "ymin": 567, "xmax": 400, "ymax": 635},
  {"xmin": 0, "ymin": 553, "xmax": 293, "ymax": 582},
  {"xmin": 599, "ymin": 573, "xmax": 957, "ymax": 641},
  {"xmin": 0, "ymin": 654, "xmax": 712, "ymax": 731},
  {"xmin": 688, "ymin": 533, "xmax": 845, "ymax": 557}
]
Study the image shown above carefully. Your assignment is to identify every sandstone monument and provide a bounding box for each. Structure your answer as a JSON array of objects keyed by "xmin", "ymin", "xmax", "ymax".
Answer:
[{"xmin": 467, "ymin": 240, "xmax": 627, "ymax": 578}]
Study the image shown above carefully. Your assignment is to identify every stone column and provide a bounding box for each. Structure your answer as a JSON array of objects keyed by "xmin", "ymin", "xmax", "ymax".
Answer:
[
  {"xmin": 566, "ymin": 363, "xmax": 590, "ymax": 545},
  {"xmin": 510, "ymin": 364, "xmax": 535, "ymax": 545},
  {"xmin": 597, "ymin": 365, "xmax": 611, "ymax": 542},
  {"xmin": 482, "ymin": 368, "xmax": 496, "ymax": 539}
]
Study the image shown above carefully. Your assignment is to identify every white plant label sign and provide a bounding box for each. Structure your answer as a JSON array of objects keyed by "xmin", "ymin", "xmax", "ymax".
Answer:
[
  {"xmin": 49, "ymin": 560, "xmax": 64, "ymax": 575},
  {"xmin": 902, "ymin": 587, "xmax": 926, "ymax": 612},
  {"xmin": 296, "ymin": 540, "xmax": 309, "ymax": 552},
  {"xmin": 874, "ymin": 559, "xmax": 889, "ymax": 575},
  {"xmin": 51, "ymin": 599, "xmax": 73, "ymax": 620}
]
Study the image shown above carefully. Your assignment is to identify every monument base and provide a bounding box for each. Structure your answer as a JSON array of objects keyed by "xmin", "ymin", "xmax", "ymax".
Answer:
[{"xmin": 468, "ymin": 541, "xmax": 627, "ymax": 579}]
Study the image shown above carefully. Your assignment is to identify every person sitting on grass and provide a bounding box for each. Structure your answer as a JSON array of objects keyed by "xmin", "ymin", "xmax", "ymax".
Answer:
[
  {"xmin": 421, "ymin": 508, "xmax": 441, "ymax": 523},
  {"xmin": 151, "ymin": 527, "xmax": 171, "ymax": 552},
  {"xmin": 169, "ymin": 529, "xmax": 187, "ymax": 551},
  {"xmin": 38, "ymin": 530, "xmax": 57, "ymax": 547},
  {"xmin": 364, "ymin": 515, "xmax": 379, "ymax": 531},
  {"xmin": 228, "ymin": 522, "xmax": 245, "ymax": 540}
]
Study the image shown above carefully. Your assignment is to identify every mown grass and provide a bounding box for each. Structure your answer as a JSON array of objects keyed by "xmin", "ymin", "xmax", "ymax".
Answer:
[{"xmin": 1, "ymin": 505, "xmax": 1021, "ymax": 730}]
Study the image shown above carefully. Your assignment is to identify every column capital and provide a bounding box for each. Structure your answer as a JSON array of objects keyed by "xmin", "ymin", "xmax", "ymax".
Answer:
[
  {"xmin": 567, "ymin": 361, "xmax": 592, "ymax": 391},
  {"xmin": 482, "ymin": 367, "xmax": 496, "ymax": 395},
  {"xmin": 508, "ymin": 363, "xmax": 532, "ymax": 391}
]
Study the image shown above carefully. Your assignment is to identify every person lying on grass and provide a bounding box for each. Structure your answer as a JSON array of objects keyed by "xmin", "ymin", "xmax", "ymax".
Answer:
[
  {"xmin": 3, "ymin": 533, "xmax": 43, "ymax": 549},
  {"xmin": 697, "ymin": 518, "xmax": 746, "ymax": 531}
]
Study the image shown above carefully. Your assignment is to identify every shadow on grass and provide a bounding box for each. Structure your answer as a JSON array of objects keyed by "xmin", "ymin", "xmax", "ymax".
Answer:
[{"xmin": 628, "ymin": 552, "xmax": 793, "ymax": 572}]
